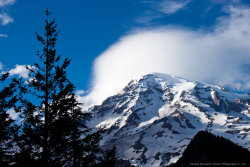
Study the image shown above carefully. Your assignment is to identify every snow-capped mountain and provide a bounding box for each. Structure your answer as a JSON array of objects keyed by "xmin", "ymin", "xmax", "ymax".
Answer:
[{"xmin": 87, "ymin": 73, "xmax": 250, "ymax": 167}]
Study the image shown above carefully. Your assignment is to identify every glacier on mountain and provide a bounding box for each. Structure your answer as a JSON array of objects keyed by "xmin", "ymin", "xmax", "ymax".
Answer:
[{"xmin": 86, "ymin": 73, "xmax": 250, "ymax": 166}]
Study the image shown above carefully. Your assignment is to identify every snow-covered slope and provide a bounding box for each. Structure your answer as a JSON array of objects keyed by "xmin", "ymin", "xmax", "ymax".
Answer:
[{"xmin": 87, "ymin": 73, "xmax": 250, "ymax": 167}]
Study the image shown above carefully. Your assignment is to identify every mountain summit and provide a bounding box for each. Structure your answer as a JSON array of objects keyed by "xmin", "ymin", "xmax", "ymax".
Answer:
[{"xmin": 87, "ymin": 73, "xmax": 250, "ymax": 167}]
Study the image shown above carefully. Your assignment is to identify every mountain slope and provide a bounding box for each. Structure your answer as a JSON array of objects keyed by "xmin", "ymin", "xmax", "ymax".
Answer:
[
  {"xmin": 87, "ymin": 73, "xmax": 250, "ymax": 167},
  {"xmin": 169, "ymin": 131, "xmax": 250, "ymax": 167}
]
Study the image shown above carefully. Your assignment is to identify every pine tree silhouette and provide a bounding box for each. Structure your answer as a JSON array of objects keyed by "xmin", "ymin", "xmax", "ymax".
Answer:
[
  {"xmin": 12, "ymin": 10, "xmax": 102, "ymax": 167},
  {"xmin": 97, "ymin": 146, "xmax": 116, "ymax": 167},
  {"xmin": 0, "ymin": 73, "xmax": 19, "ymax": 166}
]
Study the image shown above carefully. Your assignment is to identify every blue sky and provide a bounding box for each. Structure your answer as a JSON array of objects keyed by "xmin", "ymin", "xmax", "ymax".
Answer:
[
  {"xmin": 0, "ymin": 0, "xmax": 141, "ymax": 89},
  {"xmin": 1, "ymin": 0, "xmax": 250, "ymax": 105}
]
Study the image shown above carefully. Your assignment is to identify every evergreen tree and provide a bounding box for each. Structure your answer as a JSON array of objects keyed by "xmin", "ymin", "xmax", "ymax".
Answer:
[
  {"xmin": 13, "ymin": 97, "xmax": 41, "ymax": 167},
  {"xmin": 0, "ymin": 73, "xmax": 18, "ymax": 166},
  {"xmin": 22, "ymin": 10, "xmax": 73, "ymax": 166},
  {"xmin": 57, "ymin": 92, "xmax": 102, "ymax": 167},
  {"xmin": 169, "ymin": 131, "xmax": 250, "ymax": 167},
  {"xmin": 14, "ymin": 10, "xmax": 102, "ymax": 167},
  {"xmin": 97, "ymin": 146, "xmax": 116, "ymax": 167}
]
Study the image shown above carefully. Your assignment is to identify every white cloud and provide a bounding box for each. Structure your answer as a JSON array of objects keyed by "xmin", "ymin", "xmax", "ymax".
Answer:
[
  {"xmin": 0, "ymin": 0, "xmax": 15, "ymax": 7},
  {"xmin": 0, "ymin": 33, "xmax": 7, "ymax": 37},
  {"xmin": 0, "ymin": 62, "xmax": 3, "ymax": 70},
  {"xmin": 210, "ymin": 0, "xmax": 241, "ymax": 4},
  {"xmin": 159, "ymin": 0, "xmax": 189, "ymax": 14},
  {"xmin": 6, "ymin": 109, "xmax": 22, "ymax": 124},
  {"xmin": 8, "ymin": 64, "xmax": 30, "ymax": 78},
  {"xmin": 0, "ymin": 12, "xmax": 13, "ymax": 25},
  {"xmin": 136, "ymin": 0, "xmax": 190, "ymax": 24},
  {"xmin": 76, "ymin": 89, "xmax": 86, "ymax": 96},
  {"xmin": 82, "ymin": 6, "xmax": 250, "ymax": 107},
  {"xmin": 0, "ymin": 0, "xmax": 16, "ymax": 36},
  {"xmin": 7, "ymin": 109, "xmax": 19, "ymax": 120}
]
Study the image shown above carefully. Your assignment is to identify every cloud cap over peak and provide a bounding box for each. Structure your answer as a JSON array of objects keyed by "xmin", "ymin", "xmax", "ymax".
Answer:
[{"xmin": 82, "ymin": 5, "xmax": 250, "ymax": 107}]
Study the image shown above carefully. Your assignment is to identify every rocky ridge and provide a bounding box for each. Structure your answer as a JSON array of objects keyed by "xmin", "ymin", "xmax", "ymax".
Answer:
[{"xmin": 87, "ymin": 73, "xmax": 250, "ymax": 167}]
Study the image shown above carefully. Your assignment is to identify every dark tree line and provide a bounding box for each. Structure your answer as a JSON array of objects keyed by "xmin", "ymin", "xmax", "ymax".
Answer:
[
  {"xmin": 0, "ymin": 10, "xmax": 116, "ymax": 167},
  {"xmin": 169, "ymin": 131, "xmax": 250, "ymax": 167}
]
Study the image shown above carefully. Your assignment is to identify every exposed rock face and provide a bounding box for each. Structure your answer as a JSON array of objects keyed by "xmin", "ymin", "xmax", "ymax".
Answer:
[
  {"xmin": 87, "ymin": 73, "xmax": 250, "ymax": 167},
  {"xmin": 211, "ymin": 90, "xmax": 220, "ymax": 106}
]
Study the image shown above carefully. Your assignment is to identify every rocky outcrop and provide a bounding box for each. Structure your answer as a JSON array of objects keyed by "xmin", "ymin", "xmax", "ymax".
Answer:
[{"xmin": 87, "ymin": 73, "xmax": 250, "ymax": 167}]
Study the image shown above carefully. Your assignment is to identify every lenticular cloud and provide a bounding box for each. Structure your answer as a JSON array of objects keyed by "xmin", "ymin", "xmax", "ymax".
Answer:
[{"xmin": 83, "ymin": 6, "xmax": 250, "ymax": 107}]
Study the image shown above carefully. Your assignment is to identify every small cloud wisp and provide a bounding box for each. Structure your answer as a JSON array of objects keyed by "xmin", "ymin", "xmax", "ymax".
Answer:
[
  {"xmin": 0, "ymin": 12, "xmax": 13, "ymax": 25},
  {"xmin": 159, "ymin": 0, "xmax": 189, "ymax": 14},
  {"xmin": 0, "ymin": 0, "xmax": 15, "ymax": 7}
]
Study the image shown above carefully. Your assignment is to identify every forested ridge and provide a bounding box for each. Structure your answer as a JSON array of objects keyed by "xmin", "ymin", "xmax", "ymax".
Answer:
[{"xmin": 169, "ymin": 131, "xmax": 250, "ymax": 167}]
